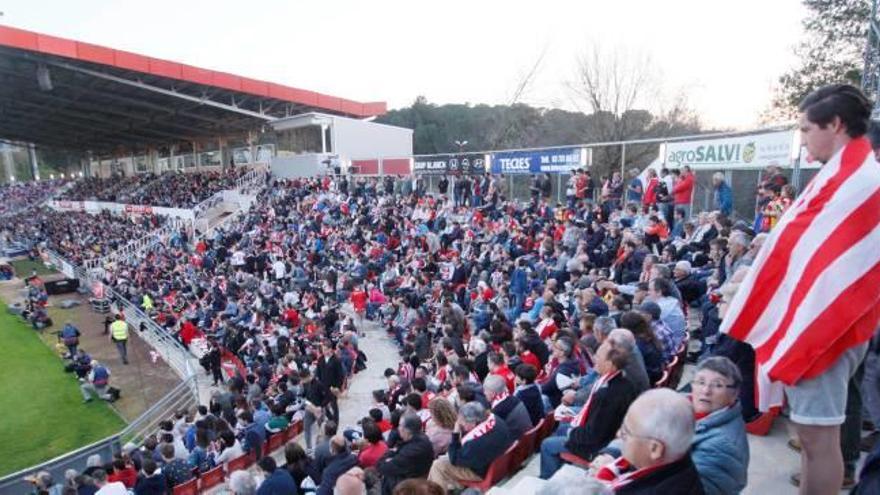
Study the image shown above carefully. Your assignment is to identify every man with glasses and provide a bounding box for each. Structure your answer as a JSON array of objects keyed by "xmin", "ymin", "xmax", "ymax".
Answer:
[
  {"xmin": 592, "ymin": 389, "xmax": 703, "ymax": 493},
  {"xmin": 538, "ymin": 336, "xmax": 637, "ymax": 479}
]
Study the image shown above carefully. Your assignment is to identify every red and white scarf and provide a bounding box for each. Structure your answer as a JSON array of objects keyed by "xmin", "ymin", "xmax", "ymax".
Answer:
[
  {"xmin": 572, "ymin": 371, "xmax": 620, "ymax": 428},
  {"xmin": 490, "ymin": 391, "xmax": 509, "ymax": 409},
  {"xmin": 595, "ymin": 456, "xmax": 671, "ymax": 490},
  {"xmin": 461, "ymin": 415, "xmax": 496, "ymax": 446}
]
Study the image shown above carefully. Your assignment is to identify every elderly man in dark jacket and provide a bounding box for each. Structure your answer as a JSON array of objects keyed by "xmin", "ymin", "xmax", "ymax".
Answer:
[
  {"xmin": 485, "ymin": 374, "xmax": 533, "ymax": 438},
  {"xmin": 377, "ymin": 414, "xmax": 435, "ymax": 495},
  {"xmin": 318, "ymin": 435, "xmax": 357, "ymax": 495},
  {"xmin": 427, "ymin": 402, "xmax": 514, "ymax": 491}
]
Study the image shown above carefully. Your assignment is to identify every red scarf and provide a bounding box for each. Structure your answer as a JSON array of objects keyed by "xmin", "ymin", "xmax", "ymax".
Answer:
[
  {"xmin": 572, "ymin": 371, "xmax": 620, "ymax": 428},
  {"xmin": 461, "ymin": 415, "xmax": 496, "ymax": 446},
  {"xmin": 595, "ymin": 456, "xmax": 673, "ymax": 490},
  {"xmin": 490, "ymin": 391, "xmax": 509, "ymax": 409}
]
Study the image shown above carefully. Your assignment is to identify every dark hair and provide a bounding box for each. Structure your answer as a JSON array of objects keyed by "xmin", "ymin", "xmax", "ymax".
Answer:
[
  {"xmin": 369, "ymin": 408, "xmax": 383, "ymax": 422},
  {"xmin": 651, "ymin": 278, "xmax": 675, "ymax": 298},
  {"xmin": 515, "ymin": 363, "xmax": 538, "ymax": 384},
  {"xmin": 284, "ymin": 442, "xmax": 308, "ymax": 464},
  {"xmin": 404, "ymin": 392, "xmax": 422, "ymax": 410},
  {"xmin": 362, "ymin": 419, "xmax": 383, "ymax": 444},
  {"xmin": 392, "ymin": 479, "xmax": 445, "ymax": 495},
  {"xmin": 799, "ymin": 84, "xmax": 871, "ymax": 138},
  {"xmin": 257, "ymin": 456, "xmax": 277, "ymax": 473},
  {"xmin": 142, "ymin": 459, "xmax": 157, "ymax": 476},
  {"xmin": 323, "ymin": 420, "xmax": 338, "ymax": 437}
]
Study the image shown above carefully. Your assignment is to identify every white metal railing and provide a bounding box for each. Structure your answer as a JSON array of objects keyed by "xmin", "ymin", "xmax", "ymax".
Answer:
[{"xmin": 192, "ymin": 189, "xmax": 226, "ymax": 219}]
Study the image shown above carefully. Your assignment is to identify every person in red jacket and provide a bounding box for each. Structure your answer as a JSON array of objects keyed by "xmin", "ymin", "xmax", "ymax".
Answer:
[
  {"xmin": 672, "ymin": 165, "xmax": 694, "ymax": 221},
  {"xmin": 642, "ymin": 169, "xmax": 660, "ymax": 206},
  {"xmin": 488, "ymin": 352, "xmax": 516, "ymax": 393},
  {"xmin": 350, "ymin": 284, "xmax": 368, "ymax": 327}
]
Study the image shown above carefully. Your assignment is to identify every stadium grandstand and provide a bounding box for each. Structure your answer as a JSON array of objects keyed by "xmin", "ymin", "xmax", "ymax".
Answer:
[{"xmin": 2, "ymin": 19, "xmax": 880, "ymax": 495}]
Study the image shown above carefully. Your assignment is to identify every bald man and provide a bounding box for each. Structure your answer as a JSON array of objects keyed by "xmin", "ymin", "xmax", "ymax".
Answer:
[{"xmin": 593, "ymin": 389, "xmax": 704, "ymax": 494}]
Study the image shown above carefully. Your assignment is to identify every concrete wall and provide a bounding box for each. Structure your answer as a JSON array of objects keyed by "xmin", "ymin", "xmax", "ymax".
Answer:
[{"xmin": 331, "ymin": 116, "xmax": 412, "ymax": 161}]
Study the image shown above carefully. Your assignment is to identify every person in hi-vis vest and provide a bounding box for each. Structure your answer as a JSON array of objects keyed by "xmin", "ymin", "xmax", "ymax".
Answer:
[{"xmin": 109, "ymin": 314, "xmax": 130, "ymax": 365}]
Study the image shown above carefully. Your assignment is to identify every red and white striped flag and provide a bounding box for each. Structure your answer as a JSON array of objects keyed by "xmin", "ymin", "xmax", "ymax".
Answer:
[{"xmin": 721, "ymin": 136, "xmax": 880, "ymax": 411}]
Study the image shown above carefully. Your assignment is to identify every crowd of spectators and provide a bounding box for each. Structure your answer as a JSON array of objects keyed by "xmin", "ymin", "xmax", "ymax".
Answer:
[
  {"xmin": 27, "ymin": 166, "xmax": 790, "ymax": 495},
  {"xmin": 59, "ymin": 169, "xmax": 247, "ymax": 208},
  {"xmin": 0, "ymin": 179, "xmax": 66, "ymax": 217},
  {"xmin": 5, "ymin": 207, "xmax": 164, "ymax": 265}
]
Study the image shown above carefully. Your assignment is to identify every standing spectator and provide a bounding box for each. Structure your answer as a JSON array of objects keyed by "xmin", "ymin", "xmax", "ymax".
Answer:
[
  {"xmin": 109, "ymin": 314, "xmax": 130, "ymax": 365},
  {"xmin": 642, "ymin": 168, "xmax": 660, "ymax": 207},
  {"xmin": 656, "ymin": 169, "xmax": 674, "ymax": 226},
  {"xmin": 626, "ymin": 168, "xmax": 643, "ymax": 204},
  {"xmin": 673, "ymin": 165, "xmax": 695, "ymax": 221},
  {"xmin": 316, "ymin": 340, "xmax": 345, "ymax": 424},
  {"xmin": 712, "ymin": 173, "xmax": 733, "ymax": 217}
]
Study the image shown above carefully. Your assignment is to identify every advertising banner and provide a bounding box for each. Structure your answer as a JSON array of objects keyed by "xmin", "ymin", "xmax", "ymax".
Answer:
[
  {"xmin": 413, "ymin": 153, "xmax": 487, "ymax": 175},
  {"xmin": 490, "ymin": 147, "xmax": 586, "ymax": 174},
  {"xmin": 663, "ymin": 130, "xmax": 794, "ymax": 169}
]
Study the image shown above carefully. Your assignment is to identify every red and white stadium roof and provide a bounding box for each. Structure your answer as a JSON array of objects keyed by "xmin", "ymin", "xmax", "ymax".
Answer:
[{"xmin": 0, "ymin": 24, "xmax": 387, "ymax": 153}]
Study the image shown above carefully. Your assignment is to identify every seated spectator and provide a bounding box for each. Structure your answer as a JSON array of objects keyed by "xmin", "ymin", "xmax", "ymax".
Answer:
[
  {"xmin": 356, "ymin": 419, "xmax": 388, "ymax": 468},
  {"xmin": 229, "ymin": 469, "xmax": 258, "ymax": 495},
  {"xmin": 256, "ymin": 456, "xmax": 297, "ymax": 495},
  {"xmin": 541, "ymin": 336, "xmax": 581, "ymax": 408},
  {"xmin": 540, "ymin": 335, "xmax": 637, "ymax": 479},
  {"xmin": 214, "ymin": 430, "xmax": 244, "ymax": 465},
  {"xmin": 427, "ymin": 402, "xmax": 514, "ymax": 491},
  {"xmin": 484, "ymin": 374, "xmax": 533, "ymax": 438},
  {"xmin": 92, "ymin": 469, "xmax": 126, "ymax": 495},
  {"xmin": 391, "ymin": 479, "xmax": 445, "ymax": 495},
  {"xmin": 514, "ymin": 363, "xmax": 546, "ymax": 426},
  {"xmin": 688, "ymin": 357, "xmax": 748, "ymax": 494},
  {"xmin": 158, "ymin": 444, "xmax": 192, "ymax": 490},
  {"xmin": 620, "ymin": 311, "xmax": 664, "ymax": 385},
  {"xmin": 283, "ymin": 442, "xmax": 319, "ymax": 490},
  {"xmin": 107, "ymin": 457, "xmax": 137, "ymax": 489},
  {"xmin": 133, "ymin": 460, "xmax": 166, "ymax": 495},
  {"xmin": 592, "ymin": 388, "xmax": 702, "ymax": 493},
  {"xmin": 637, "ymin": 301, "xmax": 679, "ymax": 364},
  {"xmin": 25, "ymin": 471, "xmax": 63, "ymax": 495},
  {"xmin": 318, "ymin": 435, "xmax": 358, "ymax": 495},
  {"xmin": 377, "ymin": 413, "xmax": 435, "ymax": 495},
  {"xmin": 334, "ymin": 466, "xmax": 367, "ymax": 495},
  {"xmin": 425, "ymin": 397, "xmax": 456, "ymax": 456}
]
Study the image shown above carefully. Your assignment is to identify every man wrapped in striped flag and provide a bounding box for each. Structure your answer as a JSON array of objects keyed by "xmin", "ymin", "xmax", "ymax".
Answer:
[{"xmin": 721, "ymin": 84, "xmax": 880, "ymax": 494}]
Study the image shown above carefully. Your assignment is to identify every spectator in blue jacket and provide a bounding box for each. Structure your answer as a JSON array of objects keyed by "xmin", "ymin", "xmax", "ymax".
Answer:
[{"xmin": 712, "ymin": 173, "xmax": 733, "ymax": 217}]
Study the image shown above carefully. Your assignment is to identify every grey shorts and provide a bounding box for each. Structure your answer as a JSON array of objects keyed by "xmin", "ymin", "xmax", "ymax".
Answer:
[{"xmin": 785, "ymin": 343, "xmax": 868, "ymax": 426}]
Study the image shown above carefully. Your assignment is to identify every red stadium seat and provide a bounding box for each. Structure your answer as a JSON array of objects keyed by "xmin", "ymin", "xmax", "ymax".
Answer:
[
  {"xmin": 226, "ymin": 451, "xmax": 256, "ymax": 472},
  {"xmin": 459, "ymin": 442, "xmax": 517, "ymax": 492},
  {"xmin": 510, "ymin": 422, "xmax": 541, "ymax": 470},
  {"xmin": 172, "ymin": 478, "xmax": 198, "ymax": 495},
  {"xmin": 268, "ymin": 431, "xmax": 287, "ymax": 452},
  {"xmin": 536, "ymin": 412, "xmax": 556, "ymax": 448},
  {"xmin": 560, "ymin": 451, "xmax": 592, "ymax": 469},
  {"xmin": 198, "ymin": 465, "xmax": 225, "ymax": 491},
  {"xmin": 667, "ymin": 355, "xmax": 685, "ymax": 389}
]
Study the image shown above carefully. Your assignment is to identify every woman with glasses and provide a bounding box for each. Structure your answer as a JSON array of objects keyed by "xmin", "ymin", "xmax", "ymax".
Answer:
[
  {"xmin": 596, "ymin": 356, "xmax": 748, "ymax": 494},
  {"xmin": 688, "ymin": 356, "xmax": 749, "ymax": 495}
]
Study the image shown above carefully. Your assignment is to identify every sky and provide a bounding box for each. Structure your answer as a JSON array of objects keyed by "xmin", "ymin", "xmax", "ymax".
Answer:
[{"xmin": 1, "ymin": 0, "xmax": 807, "ymax": 129}]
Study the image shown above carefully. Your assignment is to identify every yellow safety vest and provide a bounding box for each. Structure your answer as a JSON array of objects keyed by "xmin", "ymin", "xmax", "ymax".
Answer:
[
  {"xmin": 110, "ymin": 320, "xmax": 128, "ymax": 341},
  {"xmin": 142, "ymin": 295, "xmax": 154, "ymax": 311}
]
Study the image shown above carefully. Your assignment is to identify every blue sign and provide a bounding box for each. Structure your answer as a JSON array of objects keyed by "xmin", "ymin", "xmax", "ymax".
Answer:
[{"xmin": 490, "ymin": 147, "xmax": 584, "ymax": 174}]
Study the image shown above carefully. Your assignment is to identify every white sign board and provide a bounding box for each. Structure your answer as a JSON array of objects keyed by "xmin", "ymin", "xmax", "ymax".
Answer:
[{"xmin": 663, "ymin": 130, "xmax": 794, "ymax": 169}]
